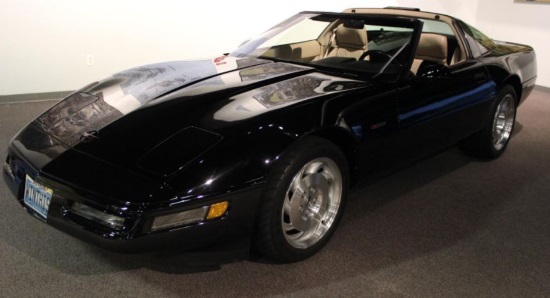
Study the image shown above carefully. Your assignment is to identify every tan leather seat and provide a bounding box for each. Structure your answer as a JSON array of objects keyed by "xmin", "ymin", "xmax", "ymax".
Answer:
[
  {"xmin": 411, "ymin": 33, "xmax": 448, "ymax": 75},
  {"xmin": 450, "ymin": 46, "xmax": 462, "ymax": 65},
  {"xmin": 325, "ymin": 25, "xmax": 367, "ymax": 60}
]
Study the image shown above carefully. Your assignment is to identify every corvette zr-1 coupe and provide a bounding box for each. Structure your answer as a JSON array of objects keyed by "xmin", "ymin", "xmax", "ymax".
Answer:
[{"xmin": 3, "ymin": 7, "xmax": 537, "ymax": 262}]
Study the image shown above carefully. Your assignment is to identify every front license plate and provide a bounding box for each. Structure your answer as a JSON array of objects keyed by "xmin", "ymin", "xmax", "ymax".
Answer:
[{"xmin": 23, "ymin": 175, "xmax": 53, "ymax": 219}]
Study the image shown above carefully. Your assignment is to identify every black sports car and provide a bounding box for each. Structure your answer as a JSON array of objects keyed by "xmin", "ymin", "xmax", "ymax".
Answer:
[{"xmin": 3, "ymin": 7, "xmax": 537, "ymax": 262}]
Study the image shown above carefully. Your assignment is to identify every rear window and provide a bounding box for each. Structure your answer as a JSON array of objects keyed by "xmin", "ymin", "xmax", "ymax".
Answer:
[
  {"xmin": 421, "ymin": 19, "xmax": 454, "ymax": 35},
  {"xmin": 458, "ymin": 20, "xmax": 496, "ymax": 58}
]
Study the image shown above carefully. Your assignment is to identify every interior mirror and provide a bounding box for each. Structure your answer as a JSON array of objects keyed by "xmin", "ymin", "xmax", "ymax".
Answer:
[
  {"xmin": 343, "ymin": 19, "xmax": 365, "ymax": 29},
  {"xmin": 417, "ymin": 64, "xmax": 451, "ymax": 80}
]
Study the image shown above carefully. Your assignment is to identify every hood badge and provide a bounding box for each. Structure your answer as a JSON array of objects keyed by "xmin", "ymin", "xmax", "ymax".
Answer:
[{"xmin": 80, "ymin": 130, "xmax": 100, "ymax": 143}]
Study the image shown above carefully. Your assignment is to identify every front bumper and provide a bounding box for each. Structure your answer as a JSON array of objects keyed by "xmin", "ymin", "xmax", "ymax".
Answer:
[{"xmin": 3, "ymin": 146, "xmax": 263, "ymax": 254}]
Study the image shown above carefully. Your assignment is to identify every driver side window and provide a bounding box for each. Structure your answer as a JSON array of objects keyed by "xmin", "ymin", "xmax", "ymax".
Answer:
[
  {"xmin": 410, "ymin": 19, "xmax": 464, "ymax": 75},
  {"xmin": 364, "ymin": 25, "xmax": 414, "ymax": 63}
]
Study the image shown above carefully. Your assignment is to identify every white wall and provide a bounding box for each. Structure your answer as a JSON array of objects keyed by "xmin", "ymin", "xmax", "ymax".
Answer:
[
  {"xmin": 475, "ymin": 0, "xmax": 550, "ymax": 88},
  {"xmin": 0, "ymin": 0, "xmax": 393, "ymax": 95},
  {"xmin": 0, "ymin": 0, "xmax": 546, "ymax": 95}
]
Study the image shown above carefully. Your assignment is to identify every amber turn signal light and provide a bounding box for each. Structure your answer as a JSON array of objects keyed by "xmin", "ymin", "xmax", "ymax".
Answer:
[{"xmin": 207, "ymin": 201, "xmax": 229, "ymax": 220}]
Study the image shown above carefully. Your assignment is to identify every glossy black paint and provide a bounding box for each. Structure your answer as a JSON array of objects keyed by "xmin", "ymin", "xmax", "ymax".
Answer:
[{"xmin": 3, "ymin": 10, "xmax": 537, "ymax": 254}]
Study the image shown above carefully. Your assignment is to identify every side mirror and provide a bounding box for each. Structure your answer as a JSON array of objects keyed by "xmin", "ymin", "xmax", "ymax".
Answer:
[{"xmin": 417, "ymin": 64, "xmax": 451, "ymax": 80}]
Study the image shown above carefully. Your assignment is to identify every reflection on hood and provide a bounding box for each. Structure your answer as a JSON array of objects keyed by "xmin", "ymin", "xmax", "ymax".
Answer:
[
  {"xmin": 214, "ymin": 73, "xmax": 368, "ymax": 121},
  {"xmin": 113, "ymin": 60, "xmax": 217, "ymax": 103},
  {"xmin": 35, "ymin": 92, "xmax": 122, "ymax": 147},
  {"xmin": 85, "ymin": 57, "xmax": 268, "ymax": 115}
]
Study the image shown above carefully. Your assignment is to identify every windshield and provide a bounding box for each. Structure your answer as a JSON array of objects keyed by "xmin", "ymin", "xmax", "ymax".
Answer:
[{"xmin": 230, "ymin": 13, "xmax": 419, "ymax": 80}]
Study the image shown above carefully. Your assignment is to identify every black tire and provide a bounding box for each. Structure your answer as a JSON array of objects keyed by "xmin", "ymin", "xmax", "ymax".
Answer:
[
  {"xmin": 254, "ymin": 136, "xmax": 349, "ymax": 262},
  {"xmin": 459, "ymin": 85, "xmax": 517, "ymax": 159}
]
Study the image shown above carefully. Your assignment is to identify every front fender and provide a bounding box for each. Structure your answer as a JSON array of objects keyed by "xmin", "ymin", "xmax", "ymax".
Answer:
[{"xmin": 164, "ymin": 123, "xmax": 304, "ymax": 204}]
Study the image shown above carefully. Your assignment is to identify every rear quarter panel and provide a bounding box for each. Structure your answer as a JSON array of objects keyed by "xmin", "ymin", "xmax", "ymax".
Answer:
[{"xmin": 480, "ymin": 42, "xmax": 537, "ymax": 105}]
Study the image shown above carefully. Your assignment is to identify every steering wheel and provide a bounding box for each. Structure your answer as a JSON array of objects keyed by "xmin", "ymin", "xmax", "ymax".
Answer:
[{"xmin": 359, "ymin": 50, "xmax": 392, "ymax": 62}]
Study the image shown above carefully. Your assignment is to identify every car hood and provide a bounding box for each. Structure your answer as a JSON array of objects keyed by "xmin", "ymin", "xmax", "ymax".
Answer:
[
  {"xmin": 28, "ymin": 56, "xmax": 368, "ymax": 178},
  {"xmin": 33, "ymin": 56, "xmax": 272, "ymax": 147}
]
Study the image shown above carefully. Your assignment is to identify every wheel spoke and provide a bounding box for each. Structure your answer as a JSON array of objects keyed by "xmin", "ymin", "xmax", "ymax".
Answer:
[
  {"xmin": 288, "ymin": 168, "xmax": 304, "ymax": 195},
  {"xmin": 287, "ymin": 184, "xmax": 308, "ymax": 232},
  {"xmin": 303, "ymin": 173, "xmax": 330, "ymax": 197},
  {"xmin": 307, "ymin": 213, "xmax": 324, "ymax": 238},
  {"xmin": 303, "ymin": 161, "xmax": 323, "ymax": 175},
  {"xmin": 282, "ymin": 221, "xmax": 295, "ymax": 232},
  {"xmin": 283, "ymin": 196, "xmax": 293, "ymax": 216}
]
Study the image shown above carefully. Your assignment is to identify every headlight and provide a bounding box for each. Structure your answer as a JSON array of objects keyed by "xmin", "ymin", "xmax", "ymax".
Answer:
[
  {"xmin": 151, "ymin": 201, "xmax": 229, "ymax": 232},
  {"xmin": 71, "ymin": 202, "xmax": 125, "ymax": 230}
]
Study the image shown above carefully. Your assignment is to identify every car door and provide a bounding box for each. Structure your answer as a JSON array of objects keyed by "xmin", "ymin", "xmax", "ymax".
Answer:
[
  {"xmin": 396, "ymin": 60, "xmax": 494, "ymax": 160},
  {"xmin": 395, "ymin": 21, "xmax": 496, "ymax": 162},
  {"xmin": 331, "ymin": 19, "xmax": 425, "ymax": 177}
]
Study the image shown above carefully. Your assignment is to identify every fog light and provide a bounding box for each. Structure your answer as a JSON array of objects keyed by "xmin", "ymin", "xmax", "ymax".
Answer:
[
  {"xmin": 151, "ymin": 206, "xmax": 208, "ymax": 232},
  {"xmin": 207, "ymin": 201, "xmax": 229, "ymax": 219},
  {"xmin": 71, "ymin": 202, "xmax": 125, "ymax": 230}
]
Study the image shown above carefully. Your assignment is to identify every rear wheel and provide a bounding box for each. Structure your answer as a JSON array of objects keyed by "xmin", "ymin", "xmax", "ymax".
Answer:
[
  {"xmin": 254, "ymin": 137, "xmax": 348, "ymax": 262},
  {"xmin": 459, "ymin": 85, "xmax": 517, "ymax": 159}
]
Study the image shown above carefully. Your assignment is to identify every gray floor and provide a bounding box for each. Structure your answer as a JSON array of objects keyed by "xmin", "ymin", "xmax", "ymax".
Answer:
[{"xmin": 1, "ymin": 90, "xmax": 549, "ymax": 297}]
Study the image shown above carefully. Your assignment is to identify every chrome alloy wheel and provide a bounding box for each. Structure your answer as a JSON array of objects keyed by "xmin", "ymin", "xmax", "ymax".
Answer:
[
  {"xmin": 492, "ymin": 94, "xmax": 516, "ymax": 151},
  {"xmin": 281, "ymin": 157, "xmax": 343, "ymax": 249}
]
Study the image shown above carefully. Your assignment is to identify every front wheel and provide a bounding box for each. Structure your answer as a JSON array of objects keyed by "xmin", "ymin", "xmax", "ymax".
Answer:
[
  {"xmin": 459, "ymin": 85, "xmax": 517, "ymax": 158},
  {"xmin": 254, "ymin": 137, "xmax": 349, "ymax": 262}
]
